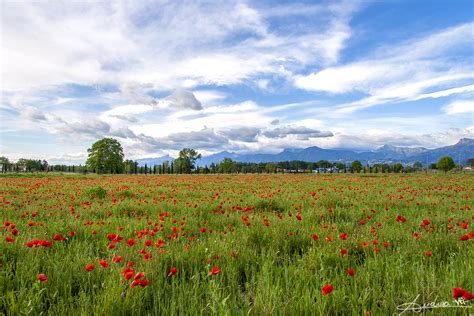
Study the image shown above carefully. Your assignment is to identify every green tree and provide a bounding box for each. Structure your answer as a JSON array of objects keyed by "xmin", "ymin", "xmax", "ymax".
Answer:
[
  {"xmin": 124, "ymin": 160, "xmax": 135, "ymax": 174},
  {"xmin": 413, "ymin": 161, "xmax": 423, "ymax": 171},
  {"xmin": 437, "ymin": 156, "xmax": 455, "ymax": 173},
  {"xmin": 219, "ymin": 158, "xmax": 236, "ymax": 174},
  {"xmin": 393, "ymin": 163, "xmax": 404, "ymax": 173},
  {"xmin": 467, "ymin": 158, "xmax": 474, "ymax": 167},
  {"xmin": 0, "ymin": 156, "xmax": 11, "ymax": 173},
  {"xmin": 351, "ymin": 160, "xmax": 362, "ymax": 173},
  {"xmin": 265, "ymin": 162, "xmax": 277, "ymax": 173},
  {"xmin": 176, "ymin": 148, "xmax": 201, "ymax": 173},
  {"xmin": 86, "ymin": 138, "xmax": 124, "ymax": 174}
]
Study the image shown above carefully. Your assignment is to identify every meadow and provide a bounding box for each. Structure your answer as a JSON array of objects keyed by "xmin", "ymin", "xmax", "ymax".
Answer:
[{"xmin": 1, "ymin": 173, "xmax": 473, "ymax": 315}]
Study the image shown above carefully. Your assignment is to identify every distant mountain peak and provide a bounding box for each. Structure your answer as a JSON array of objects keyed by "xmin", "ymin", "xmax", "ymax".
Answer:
[
  {"xmin": 457, "ymin": 138, "xmax": 474, "ymax": 145},
  {"xmin": 138, "ymin": 138, "xmax": 473, "ymax": 166},
  {"xmin": 282, "ymin": 148, "xmax": 304, "ymax": 153}
]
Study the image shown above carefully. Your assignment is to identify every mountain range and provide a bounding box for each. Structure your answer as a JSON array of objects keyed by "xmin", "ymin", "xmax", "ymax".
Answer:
[{"xmin": 137, "ymin": 138, "xmax": 474, "ymax": 167}]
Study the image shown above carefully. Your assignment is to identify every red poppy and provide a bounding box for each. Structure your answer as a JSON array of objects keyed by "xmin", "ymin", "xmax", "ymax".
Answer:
[
  {"xmin": 425, "ymin": 251, "xmax": 432, "ymax": 257},
  {"xmin": 52, "ymin": 234, "xmax": 66, "ymax": 241},
  {"xmin": 5, "ymin": 236, "xmax": 14, "ymax": 243},
  {"xmin": 312, "ymin": 234, "xmax": 318, "ymax": 241},
  {"xmin": 40, "ymin": 240, "xmax": 52, "ymax": 247},
  {"xmin": 452, "ymin": 287, "xmax": 465, "ymax": 298},
  {"xmin": 340, "ymin": 249, "xmax": 347, "ymax": 256},
  {"xmin": 322, "ymin": 284, "xmax": 334, "ymax": 295},
  {"xmin": 208, "ymin": 266, "xmax": 220, "ymax": 276},
  {"xmin": 168, "ymin": 267, "xmax": 177, "ymax": 277},
  {"xmin": 37, "ymin": 274, "xmax": 48, "ymax": 283},
  {"xmin": 113, "ymin": 256, "xmax": 122, "ymax": 263},
  {"xmin": 139, "ymin": 279, "xmax": 150, "ymax": 287},
  {"xmin": 122, "ymin": 271, "xmax": 133, "ymax": 280},
  {"xmin": 347, "ymin": 269, "xmax": 355, "ymax": 277},
  {"xmin": 339, "ymin": 233, "xmax": 347, "ymax": 240},
  {"xmin": 462, "ymin": 291, "xmax": 474, "ymax": 301},
  {"xmin": 99, "ymin": 260, "xmax": 109, "ymax": 268},
  {"xmin": 84, "ymin": 263, "xmax": 95, "ymax": 272},
  {"xmin": 127, "ymin": 238, "xmax": 136, "ymax": 246},
  {"xmin": 134, "ymin": 272, "xmax": 145, "ymax": 280}
]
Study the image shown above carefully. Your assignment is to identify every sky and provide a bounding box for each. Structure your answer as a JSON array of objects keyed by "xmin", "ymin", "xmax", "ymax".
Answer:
[{"xmin": 1, "ymin": 0, "xmax": 473, "ymax": 164}]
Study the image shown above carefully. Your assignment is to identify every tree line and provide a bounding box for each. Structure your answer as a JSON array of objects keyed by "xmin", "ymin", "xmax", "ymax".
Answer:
[{"xmin": 1, "ymin": 138, "xmax": 470, "ymax": 174}]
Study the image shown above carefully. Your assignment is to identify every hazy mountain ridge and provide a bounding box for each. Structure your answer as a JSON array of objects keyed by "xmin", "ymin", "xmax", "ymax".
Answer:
[{"xmin": 137, "ymin": 138, "xmax": 474, "ymax": 166}]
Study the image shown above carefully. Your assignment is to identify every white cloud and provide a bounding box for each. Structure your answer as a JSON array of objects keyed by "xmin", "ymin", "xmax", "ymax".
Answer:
[
  {"xmin": 1, "ymin": 1, "xmax": 357, "ymax": 92},
  {"xmin": 165, "ymin": 89, "xmax": 203, "ymax": 110},
  {"xmin": 443, "ymin": 100, "xmax": 474, "ymax": 115},
  {"xmin": 294, "ymin": 22, "xmax": 474, "ymax": 113}
]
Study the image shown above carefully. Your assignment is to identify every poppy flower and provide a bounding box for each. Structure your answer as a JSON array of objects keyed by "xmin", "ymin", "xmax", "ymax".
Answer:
[
  {"xmin": 122, "ymin": 267, "xmax": 135, "ymax": 280},
  {"xmin": 37, "ymin": 274, "xmax": 48, "ymax": 283},
  {"xmin": 5, "ymin": 236, "xmax": 14, "ymax": 243},
  {"xmin": 168, "ymin": 267, "xmax": 177, "ymax": 277},
  {"xmin": 127, "ymin": 238, "xmax": 136, "ymax": 246},
  {"xmin": 462, "ymin": 291, "xmax": 474, "ymax": 301},
  {"xmin": 208, "ymin": 266, "xmax": 220, "ymax": 276},
  {"xmin": 347, "ymin": 269, "xmax": 355, "ymax": 277},
  {"xmin": 113, "ymin": 256, "xmax": 122, "ymax": 263},
  {"xmin": 452, "ymin": 287, "xmax": 465, "ymax": 299},
  {"xmin": 84, "ymin": 263, "xmax": 95, "ymax": 272},
  {"xmin": 134, "ymin": 272, "xmax": 145, "ymax": 280},
  {"xmin": 52, "ymin": 234, "xmax": 66, "ymax": 241},
  {"xmin": 425, "ymin": 251, "xmax": 432, "ymax": 257},
  {"xmin": 322, "ymin": 284, "xmax": 334, "ymax": 295},
  {"xmin": 40, "ymin": 240, "xmax": 52, "ymax": 247},
  {"xmin": 312, "ymin": 234, "xmax": 318, "ymax": 241},
  {"xmin": 139, "ymin": 279, "xmax": 150, "ymax": 287},
  {"xmin": 99, "ymin": 260, "xmax": 109, "ymax": 268},
  {"xmin": 340, "ymin": 249, "xmax": 347, "ymax": 256}
]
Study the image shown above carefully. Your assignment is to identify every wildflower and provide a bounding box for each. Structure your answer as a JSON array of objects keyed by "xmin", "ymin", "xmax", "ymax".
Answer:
[
  {"xmin": 452, "ymin": 288, "xmax": 465, "ymax": 299},
  {"xmin": 322, "ymin": 284, "xmax": 334, "ymax": 295},
  {"xmin": 208, "ymin": 266, "xmax": 220, "ymax": 276},
  {"xmin": 37, "ymin": 274, "xmax": 48, "ymax": 283},
  {"xmin": 168, "ymin": 267, "xmax": 177, "ymax": 277},
  {"xmin": 84, "ymin": 263, "xmax": 95, "ymax": 272},
  {"xmin": 99, "ymin": 260, "xmax": 109, "ymax": 268}
]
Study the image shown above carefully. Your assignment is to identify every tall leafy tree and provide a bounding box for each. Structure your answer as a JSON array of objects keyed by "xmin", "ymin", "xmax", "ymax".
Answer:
[
  {"xmin": 437, "ymin": 156, "xmax": 455, "ymax": 173},
  {"xmin": 219, "ymin": 158, "xmax": 236, "ymax": 174},
  {"xmin": 86, "ymin": 138, "xmax": 124, "ymax": 174},
  {"xmin": 176, "ymin": 148, "xmax": 201, "ymax": 173},
  {"xmin": 351, "ymin": 160, "xmax": 363, "ymax": 173}
]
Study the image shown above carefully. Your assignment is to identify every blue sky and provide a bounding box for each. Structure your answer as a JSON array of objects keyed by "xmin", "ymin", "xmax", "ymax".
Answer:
[{"xmin": 1, "ymin": 0, "xmax": 473, "ymax": 164}]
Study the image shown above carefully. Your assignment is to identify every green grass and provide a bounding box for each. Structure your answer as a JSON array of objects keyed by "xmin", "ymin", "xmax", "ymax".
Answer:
[{"xmin": 1, "ymin": 174, "xmax": 473, "ymax": 315}]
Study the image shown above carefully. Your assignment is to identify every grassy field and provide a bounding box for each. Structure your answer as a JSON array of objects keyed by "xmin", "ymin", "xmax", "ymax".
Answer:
[{"xmin": 1, "ymin": 174, "xmax": 473, "ymax": 315}]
